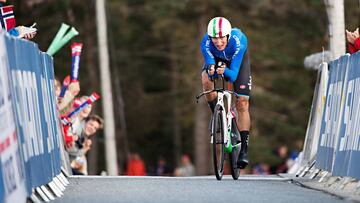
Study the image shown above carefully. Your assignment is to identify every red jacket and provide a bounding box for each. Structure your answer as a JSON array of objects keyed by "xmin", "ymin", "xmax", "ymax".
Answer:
[
  {"xmin": 126, "ymin": 160, "xmax": 146, "ymax": 176},
  {"xmin": 63, "ymin": 124, "xmax": 74, "ymax": 147},
  {"xmin": 348, "ymin": 37, "xmax": 360, "ymax": 54}
]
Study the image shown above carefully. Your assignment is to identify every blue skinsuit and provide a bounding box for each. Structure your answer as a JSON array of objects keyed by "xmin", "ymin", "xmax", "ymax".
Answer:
[{"xmin": 200, "ymin": 28, "xmax": 248, "ymax": 83}]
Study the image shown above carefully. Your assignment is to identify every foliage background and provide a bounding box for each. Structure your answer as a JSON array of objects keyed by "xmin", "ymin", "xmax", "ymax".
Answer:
[{"xmin": 12, "ymin": 0, "xmax": 360, "ymax": 174}]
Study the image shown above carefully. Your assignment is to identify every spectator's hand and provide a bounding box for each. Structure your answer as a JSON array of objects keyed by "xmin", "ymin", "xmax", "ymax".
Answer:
[
  {"xmin": 23, "ymin": 31, "xmax": 36, "ymax": 40},
  {"xmin": 354, "ymin": 28, "xmax": 359, "ymax": 38},
  {"xmin": 85, "ymin": 139, "xmax": 92, "ymax": 147},
  {"xmin": 17, "ymin": 26, "xmax": 37, "ymax": 40},
  {"xmin": 346, "ymin": 30, "xmax": 356, "ymax": 44},
  {"xmin": 83, "ymin": 139, "xmax": 92, "ymax": 152},
  {"xmin": 73, "ymin": 135, "xmax": 79, "ymax": 141},
  {"xmin": 71, "ymin": 158, "xmax": 84, "ymax": 169},
  {"xmin": 68, "ymin": 81, "xmax": 80, "ymax": 96},
  {"xmin": 82, "ymin": 139, "xmax": 92, "ymax": 154}
]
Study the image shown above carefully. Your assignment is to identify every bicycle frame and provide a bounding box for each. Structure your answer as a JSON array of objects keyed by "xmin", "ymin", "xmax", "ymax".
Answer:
[{"xmin": 196, "ymin": 75, "xmax": 240, "ymax": 153}]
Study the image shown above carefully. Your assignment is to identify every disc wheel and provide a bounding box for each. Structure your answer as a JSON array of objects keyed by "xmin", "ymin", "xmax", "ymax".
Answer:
[{"xmin": 212, "ymin": 105, "xmax": 225, "ymax": 180}]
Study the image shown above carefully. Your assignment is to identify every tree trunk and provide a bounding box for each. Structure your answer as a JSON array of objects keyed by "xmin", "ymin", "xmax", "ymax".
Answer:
[
  {"xmin": 324, "ymin": 0, "xmax": 345, "ymax": 60},
  {"xmin": 171, "ymin": 50, "xmax": 181, "ymax": 166},
  {"xmin": 194, "ymin": 3, "xmax": 212, "ymax": 175},
  {"xmin": 96, "ymin": 0, "xmax": 118, "ymax": 176}
]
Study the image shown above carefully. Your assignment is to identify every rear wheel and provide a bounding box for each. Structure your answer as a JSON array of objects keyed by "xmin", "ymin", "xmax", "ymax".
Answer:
[
  {"xmin": 229, "ymin": 119, "xmax": 241, "ymax": 180},
  {"xmin": 212, "ymin": 105, "xmax": 225, "ymax": 180}
]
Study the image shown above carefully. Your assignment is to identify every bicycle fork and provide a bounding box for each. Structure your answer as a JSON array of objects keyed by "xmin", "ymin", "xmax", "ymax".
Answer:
[
  {"xmin": 210, "ymin": 92, "xmax": 236, "ymax": 153},
  {"xmin": 221, "ymin": 92, "xmax": 234, "ymax": 153},
  {"xmin": 224, "ymin": 109, "xmax": 233, "ymax": 153}
]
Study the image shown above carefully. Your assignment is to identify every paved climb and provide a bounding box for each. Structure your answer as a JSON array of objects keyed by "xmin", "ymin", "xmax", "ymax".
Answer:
[{"xmin": 52, "ymin": 175, "xmax": 348, "ymax": 203}]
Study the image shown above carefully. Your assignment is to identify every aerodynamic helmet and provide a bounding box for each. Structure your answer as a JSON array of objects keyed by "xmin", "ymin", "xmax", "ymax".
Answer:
[{"xmin": 207, "ymin": 17, "xmax": 232, "ymax": 38}]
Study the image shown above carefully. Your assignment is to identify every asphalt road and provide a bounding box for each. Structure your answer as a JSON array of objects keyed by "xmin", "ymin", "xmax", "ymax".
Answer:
[{"xmin": 52, "ymin": 175, "xmax": 349, "ymax": 203}]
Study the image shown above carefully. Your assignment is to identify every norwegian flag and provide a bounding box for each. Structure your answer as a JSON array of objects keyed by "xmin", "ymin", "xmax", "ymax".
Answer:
[{"xmin": 0, "ymin": 5, "xmax": 16, "ymax": 31}]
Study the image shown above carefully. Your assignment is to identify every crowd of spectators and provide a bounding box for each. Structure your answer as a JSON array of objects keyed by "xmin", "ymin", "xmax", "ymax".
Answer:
[
  {"xmin": 52, "ymin": 60, "xmax": 106, "ymax": 175},
  {"xmin": 0, "ymin": 0, "xmax": 106, "ymax": 176},
  {"xmin": 54, "ymin": 77, "xmax": 104, "ymax": 175}
]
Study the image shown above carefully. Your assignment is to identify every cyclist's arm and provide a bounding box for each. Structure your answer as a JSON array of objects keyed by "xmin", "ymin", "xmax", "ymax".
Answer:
[
  {"xmin": 200, "ymin": 34, "xmax": 216, "ymax": 66},
  {"xmin": 224, "ymin": 34, "xmax": 248, "ymax": 82}
]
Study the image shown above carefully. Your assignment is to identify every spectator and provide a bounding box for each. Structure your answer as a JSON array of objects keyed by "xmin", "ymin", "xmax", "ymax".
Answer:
[
  {"xmin": 175, "ymin": 154, "xmax": 195, "ymax": 177},
  {"xmin": 126, "ymin": 153, "xmax": 146, "ymax": 176},
  {"xmin": 346, "ymin": 28, "xmax": 360, "ymax": 54},
  {"xmin": 54, "ymin": 78, "xmax": 61, "ymax": 98},
  {"xmin": 58, "ymin": 81, "xmax": 80, "ymax": 114},
  {"xmin": 270, "ymin": 145, "xmax": 289, "ymax": 174},
  {"xmin": 0, "ymin": 0, "xmax": 37, "ymax": 40},
  {"xmin": 156, "ymin": 157, "xmax": 171, "ymax": 176},
  {"xmin": 71, "ymin": 156, "xmax": 86, "ymax": 175},
  {"xmin": 67, "ymin": 115, "xmax": 104, "ymax": 175},
  {"xmin": 71, "ymin": 96, "xmax": 93, "ymax": 136},
  {"xmin": 252, "ymin": 162, "xmax": 270, "ymax": 175},
  {"xmin": 69, "ymin": 115, "xmax": 103, "ymax": 152},
  {"xmin": 61, "ymin": 96, "xmax": 85, "ymax": 148}
]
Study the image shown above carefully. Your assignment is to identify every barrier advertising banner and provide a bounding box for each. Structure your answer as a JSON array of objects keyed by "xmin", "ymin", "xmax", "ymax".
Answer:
[
  {"xmin": 5, "ymin": 36, "xmax": 33, "ymax": 194},
  {"xmin": 316, "ymin": 55, "xmax": 349, "ymax": 171},
  {"xmin": 333, "ymin": 52, "xmax": 360, "ymax": 179},
  {"xmin": 0, "ymin": 32, "xmax": 27, "ymax": 203},
  {"xmin": 5, "ymin": 33, "xmax": 61, "ymax": 192},
  {"xmin": 39, "ymin": 52, "xmax": 62, "ymax": 177},
  {"xmin": 6, "ymin": 36, "xmax": 47, "ymax": 190},
  {"xmin": 28, "ymin": 40, "xmax": 53, "ymax": 184}
]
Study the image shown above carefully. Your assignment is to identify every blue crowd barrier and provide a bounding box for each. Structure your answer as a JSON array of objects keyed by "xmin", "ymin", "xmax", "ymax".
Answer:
[
  {"xmin": 315, "ymin": 51, "xmax": 360, "ymax": 179},
  {"xmin": 333, "ymin": 52, "xmax": 360, "ymax": 179},
  {"xmin": 0, "ymin": 31, "xmax": 65, "ymax": 202},
  {"xmin": 316, "ymin": 54, "xmax": 349, "ymax": 172}
]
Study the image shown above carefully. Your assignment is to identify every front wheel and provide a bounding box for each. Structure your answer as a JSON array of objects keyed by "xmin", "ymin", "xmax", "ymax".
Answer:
[
  {"xmin": 212, "ymin": 105, "xmax": 225, "ymax": 180},
  {"xmin": 229, "ymin": 119, "xmax": 241, "ymax": 180}
]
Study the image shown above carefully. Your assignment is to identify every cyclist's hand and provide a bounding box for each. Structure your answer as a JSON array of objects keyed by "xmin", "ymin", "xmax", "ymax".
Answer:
[
  {"xmin": 216, "ymin": 62, "xmax": 226, "ymax": 75},
  {"xmin": 216, "ymin": 67, "xmax": 225, "ymax": 74},
  {"xmin": 207, "ymin": 65, "xmax": 215, "ymax": 75}
]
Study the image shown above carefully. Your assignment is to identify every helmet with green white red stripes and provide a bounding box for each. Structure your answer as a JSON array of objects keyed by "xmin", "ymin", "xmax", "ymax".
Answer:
[{"xmin": 207, "ymin": 17, "xmax": 232, "ymax": 38}]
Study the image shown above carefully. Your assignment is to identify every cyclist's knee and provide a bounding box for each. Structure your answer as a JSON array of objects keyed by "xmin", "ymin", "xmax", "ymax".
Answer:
[
  {"xmin": 201, "ymin": 71, "xmax": 212, "ymax": 87},
  {"xmin": 236, "ymin": 97, "xmax": 249, "ymax": 112},
  {"xmin": 202, "ymin": 71, "xmax": 217, "ymax": 101}
]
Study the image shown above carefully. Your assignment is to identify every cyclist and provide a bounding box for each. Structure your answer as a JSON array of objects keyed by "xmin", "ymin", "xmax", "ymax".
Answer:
[{"xmin": 200, "ymin": 17, "xmax": 251, "ymax": 169}]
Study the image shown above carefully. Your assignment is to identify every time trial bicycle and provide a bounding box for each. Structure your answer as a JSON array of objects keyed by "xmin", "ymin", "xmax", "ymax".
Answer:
[{"xmin": 196, "ymin": 72, "xmax": 241, "ymax": 180}]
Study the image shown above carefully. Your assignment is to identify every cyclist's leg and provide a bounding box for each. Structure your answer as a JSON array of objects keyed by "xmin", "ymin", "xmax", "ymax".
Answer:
[
  {"xmin": 233, "ymin": 50, "xmax": 252, "ymax": 168},
  {"xmin": 201, "ymin": 67, "xmax": 217, "ymax": 112},
  {"xmin": 233, "ymin": 50, "xmax": 251, "ymax": 130}
]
